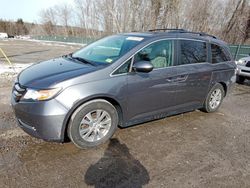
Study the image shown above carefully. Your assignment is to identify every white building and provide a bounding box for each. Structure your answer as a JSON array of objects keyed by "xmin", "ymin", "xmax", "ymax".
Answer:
[{"xmin": 0, "ymin": 32, "xmax": 8, "ymax": 39}]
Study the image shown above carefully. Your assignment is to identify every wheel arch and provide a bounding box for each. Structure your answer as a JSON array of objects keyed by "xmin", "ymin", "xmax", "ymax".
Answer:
[
  {"xmin": 218, "ymin": 81, "xmax": 227, "ymax": 97},
  {"xmin": 61, "ymin": 96, "xmax": 124, "ymax": 142}
]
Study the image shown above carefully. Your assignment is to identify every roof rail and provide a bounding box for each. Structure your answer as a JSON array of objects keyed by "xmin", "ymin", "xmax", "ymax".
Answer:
[
  {"xmin": 148, "ymin": 28, "xmax": 187, "ymax": 32},
  {"xmin": 179, "ymin": 31, "xmax": 217, "ymax": 39},
  {"xmin": 148, "ymin": 28, "xmax": 217, "ymax": 39}
]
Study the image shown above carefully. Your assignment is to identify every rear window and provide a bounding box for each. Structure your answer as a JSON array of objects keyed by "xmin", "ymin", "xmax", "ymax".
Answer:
[
  {"xmin": 179, "ymin": 40, "xmax": 207, "ymax": 65},
  {"xmin": 211, "ymin": 44, "xmax": 231, "ymax": 63}
]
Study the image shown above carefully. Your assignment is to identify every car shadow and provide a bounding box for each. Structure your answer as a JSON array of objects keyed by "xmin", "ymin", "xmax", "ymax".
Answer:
[{"xmin": 84, "ymin": 138, "xmax": 150, "ymax": 188}]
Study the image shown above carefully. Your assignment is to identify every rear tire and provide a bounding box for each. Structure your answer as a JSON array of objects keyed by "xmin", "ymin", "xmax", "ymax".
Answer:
[
  {"xmin": 236, "ymin": 75, "xmax": 245, "ymax": 84},
  {"xmin": 202, "ymin": 83, "xmax": 225, "ymax": 113},
  {"xmin": 68, "ymin": 99, "xmax": 118, "ymax": 149}
]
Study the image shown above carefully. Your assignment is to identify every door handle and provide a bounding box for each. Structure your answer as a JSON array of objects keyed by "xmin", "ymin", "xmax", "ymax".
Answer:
[
  {"xmin": 166, "ymin": 75, "xmax": 188, "ymax": 82},
  {"xmin": 175, "ymin": 75, "xmax": 188, "ymax": 82}
]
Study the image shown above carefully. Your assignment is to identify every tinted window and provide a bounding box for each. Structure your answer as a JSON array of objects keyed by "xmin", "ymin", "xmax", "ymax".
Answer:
[
  {"xmin": 180, "ymin": 40, "xmax": 207, "ymax": 65},
  {"xmin": 134, "ymin": 40, "xmax": 173, "ymax": 69},
  {"xmin": 211, "ymin": 44, "xmax": 230, "ymax": 63},
  {"xmin": 113, "ymin": 58, "xmax": 132, "ymax": 75}
]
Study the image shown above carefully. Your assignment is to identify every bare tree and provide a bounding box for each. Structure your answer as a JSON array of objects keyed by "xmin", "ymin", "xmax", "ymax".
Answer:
[
  {"xmin": 40, "ymin": 7, "xmax": 57, "ymax": 35},
  {"xmin": 223, "ymin": 0, "xmax": 250, "ymax": 44},
  {"xmin": 55, "ymin": 3, "xmax": 73, "ymax": 36},
  {"xmin": 8, "ymin": 0, "xmax": 248, "ymax": 44}
]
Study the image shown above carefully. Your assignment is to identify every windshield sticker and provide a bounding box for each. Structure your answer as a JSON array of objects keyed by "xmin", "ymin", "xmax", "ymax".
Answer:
[
  {"xmin": 105, "ymin": 58, "xmax": 113, "ymax": 63},
  {"xmin": 126, "ymin": 37, "xmax": 144, "ymax": 41}
]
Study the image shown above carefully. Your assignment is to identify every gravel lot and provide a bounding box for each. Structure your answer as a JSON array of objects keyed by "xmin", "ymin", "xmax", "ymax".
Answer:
[{"xmin": 0, "ymin": 39, "xmax": 250, "ymax": 188}]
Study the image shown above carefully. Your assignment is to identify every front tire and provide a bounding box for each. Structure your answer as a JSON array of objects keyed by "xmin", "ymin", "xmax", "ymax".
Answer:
[
  {"xmin": 68, "ymin": 99, "xmax": 118, "ymax": 149},
  {"xmin": 202, "ymin": 83, "xmax": 225, "ymax": 113}
]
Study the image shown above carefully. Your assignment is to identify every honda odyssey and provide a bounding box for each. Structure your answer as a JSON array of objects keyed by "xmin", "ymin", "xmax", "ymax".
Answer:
[{"xmin": 11, "ymin": 29, "xmax": 236, "ymax": 149}]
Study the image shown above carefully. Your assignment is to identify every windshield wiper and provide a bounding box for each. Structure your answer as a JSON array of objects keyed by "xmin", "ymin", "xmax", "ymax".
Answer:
[
  {"xmin": 62, "ymin": 53, "xmax": 73, "ymax": 59},
  {"xmin": 71, "ymin": 56, "xmax": 96, "ymax": 66}
]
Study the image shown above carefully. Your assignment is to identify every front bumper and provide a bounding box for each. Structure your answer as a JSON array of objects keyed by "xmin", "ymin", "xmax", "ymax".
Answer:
[
  {"xmin": 237, "ymin": 65, "xmax": 250, "ymax": 78},
  {"xmin": 11, "ymin": 95, "xmax": 69, "ymax": 142}
]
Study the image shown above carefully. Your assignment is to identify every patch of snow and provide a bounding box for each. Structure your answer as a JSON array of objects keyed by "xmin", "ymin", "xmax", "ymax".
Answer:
[
  {"xmin": 0, "ymin": 32, "xmax": 8, "ymax": 39},
  {"xmin": 15, "ymin": 35, "xmax": 31, "ymax": 39},
  {"xmin": 0, "ymin": 62, "xmax": 33, "ymax": 75},
  {"xmin": 0, "ymin": 39, "xmax": 9, "ymax": 42},
  {"xmin": 25, "ymin": 39, "xmax": 86, "ymax": 47}
]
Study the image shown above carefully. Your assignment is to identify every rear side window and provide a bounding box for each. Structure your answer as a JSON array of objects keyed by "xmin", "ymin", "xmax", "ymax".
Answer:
[
  {"xmin": 211, "ymin": 44, "xmax": 230, "ymax": 63},
  {"xmin": 179, "ymin": 40, "xmax": 207, "ymax": 65}
]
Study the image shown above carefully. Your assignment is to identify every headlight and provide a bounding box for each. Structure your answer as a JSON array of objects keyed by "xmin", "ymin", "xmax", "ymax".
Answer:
[
  {"xmin": 236, "ymin": 59, "xmax": 246, "ymax": 65},
  {"xmin": 23, "ymin": 88, "xmax": 61, "ymax": 101}
]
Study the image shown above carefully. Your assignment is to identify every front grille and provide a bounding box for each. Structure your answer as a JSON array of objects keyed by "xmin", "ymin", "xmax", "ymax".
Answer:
[
  {"xmin": 246, "ymin": 61, "xmax": 250, "ymax": 67},
  {"xmin": 242, "ymin": 70, "xmax": 250, "ymax": 73},
  {"xmin": 13, "ymin": 83, "xmax": 26, "ymax": 102}
]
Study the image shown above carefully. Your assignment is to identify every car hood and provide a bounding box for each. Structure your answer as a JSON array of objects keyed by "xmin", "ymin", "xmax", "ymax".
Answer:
[
  {"xmin": 239, "ymin": 56, "xmax": 250, "ymax": 62},
  {"xmin": 18, "ymin": 57, "xmax": 98, "ymax": 88}
]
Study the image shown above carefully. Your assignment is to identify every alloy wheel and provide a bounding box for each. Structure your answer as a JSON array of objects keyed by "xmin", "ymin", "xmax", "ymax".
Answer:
[
  {"xmin": 209, "ymin": 89, "xmax": 222, "ymax": 109},
  {"xmin": 79, "ymin": 109, "xmax": 112, "ymax": 142}
]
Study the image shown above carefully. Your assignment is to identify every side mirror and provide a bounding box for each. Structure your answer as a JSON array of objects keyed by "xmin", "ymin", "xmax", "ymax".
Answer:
[{"xmin": 132, "ymin": 61, "xmax": 154, "ymax": 73}]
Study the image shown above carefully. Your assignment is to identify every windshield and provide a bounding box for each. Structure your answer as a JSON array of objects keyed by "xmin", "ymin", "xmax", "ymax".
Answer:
[{"xmin": 72, "ymin": 35, "xmax": 144, "ymax": 64}]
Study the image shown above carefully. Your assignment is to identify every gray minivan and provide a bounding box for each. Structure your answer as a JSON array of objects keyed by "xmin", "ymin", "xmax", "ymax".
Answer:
[{"xmin": 11, "ymin": 29, "xmax": 236, "ymax": 149}]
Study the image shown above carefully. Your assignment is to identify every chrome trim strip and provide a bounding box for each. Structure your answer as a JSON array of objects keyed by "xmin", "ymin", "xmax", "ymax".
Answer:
[
  {"xmin": 110, "ymin": 37, "xmax": 207, "ymax": 77},
  {"xmin": 18, "ymin": 119, "xmax": 36, "ymax": 131},
  {"xmin": 15, "ymin": 84, "xmax": 25, "ymax": 92},
  {"xmin": 13, "ymin": 90, "xmax": 22, "ymax": 97}
]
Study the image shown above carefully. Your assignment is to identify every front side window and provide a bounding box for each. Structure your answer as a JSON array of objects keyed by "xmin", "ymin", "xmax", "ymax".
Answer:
[
  {"xmin": 211, "ymin": 44, "xmax": 230, "ymax": 63},
  {"xmin": 73, "ymin": 35, "xmax": 143, "ymax": 64},
  {"xmin": 179, "ymin": 40, "xmax": 207, "ymax": 65},
  {"xmin": 134, "ymin": 40, "xmax": 173, "ymax": 69}
]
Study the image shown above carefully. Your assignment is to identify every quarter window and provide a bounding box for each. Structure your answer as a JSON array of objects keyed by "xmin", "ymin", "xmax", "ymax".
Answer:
[
  {"xmin": 179, "ymin": 40, "xmax": 207, "ymax": 65},
  {"xmin": 134, "ymin": 40, "xmax": 173, "ymax": 69},
  {"xmin": 113, "ymin": 58, "xmax": 132, "ymax": 75},
  {"xmin": 211, "ymin": 44, "xmax": 230, "ymax": 63}
]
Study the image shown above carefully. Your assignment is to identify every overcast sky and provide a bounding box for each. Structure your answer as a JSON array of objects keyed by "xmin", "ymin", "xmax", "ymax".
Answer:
[{"xmin": 0, "ymin": 0, "xmax": 75, "ymax": 23}]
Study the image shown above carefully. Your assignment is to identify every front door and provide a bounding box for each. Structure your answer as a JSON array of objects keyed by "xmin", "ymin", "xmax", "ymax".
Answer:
[{"xmin": 126, "ymin": 39, "xmax": 179, "ymax": 122}]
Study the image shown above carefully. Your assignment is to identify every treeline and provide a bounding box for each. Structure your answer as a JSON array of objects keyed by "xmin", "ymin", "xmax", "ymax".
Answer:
[
  {"xmin": 0, "ymin": 19, "xmax": 29, "ymax": 36},
  {"xmin": 39, "ymin": 0, "xmax": 250, "ymax": 44},
  {"xmin": 0, "ymin": 0, "xmax": 249, "ymax": 44},
  {"xmin": 0, "ymin": 19, "xmax": 100, "ymax": 38}
]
